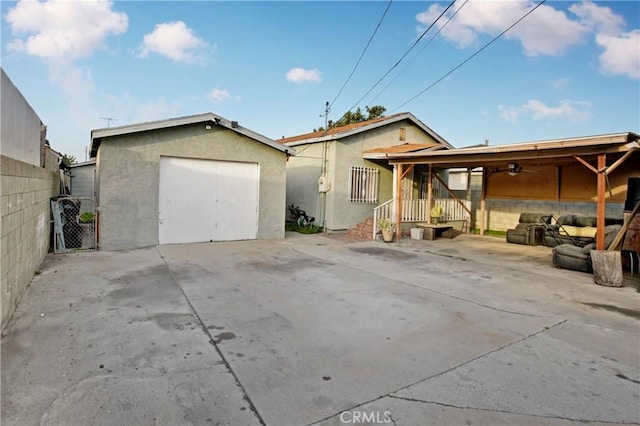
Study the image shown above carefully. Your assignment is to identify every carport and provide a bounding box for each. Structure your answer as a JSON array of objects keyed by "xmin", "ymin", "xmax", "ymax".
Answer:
[{"xmin": 385, "ymin": 132, "xmax": 639, "ymax": 249}]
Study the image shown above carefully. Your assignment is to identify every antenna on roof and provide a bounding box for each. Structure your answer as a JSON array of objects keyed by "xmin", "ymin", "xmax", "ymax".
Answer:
[{"xmin": 100, "ymin": 117, "xmax": 118, "ymax": 128}]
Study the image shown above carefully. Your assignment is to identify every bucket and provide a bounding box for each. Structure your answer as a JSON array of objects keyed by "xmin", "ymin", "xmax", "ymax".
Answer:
[{"xmin": 411, "ymin": 228, "xmax": 424, "ymax": 240}]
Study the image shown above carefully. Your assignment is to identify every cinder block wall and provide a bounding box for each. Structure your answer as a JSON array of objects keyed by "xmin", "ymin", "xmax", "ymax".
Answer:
[
  {"xmin": 1, "ymin": 155, "xmax": 58, "ymax": 330},
  {"xmin": 468, "ymin": 197, "xmax": 625, "ymax": 232}
]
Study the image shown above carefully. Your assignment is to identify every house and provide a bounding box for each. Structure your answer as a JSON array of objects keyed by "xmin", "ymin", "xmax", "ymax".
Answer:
[
  {"xmin": 89, "ymin": 113, "xmax": 294, "ymax": 250},
  {"xmin": 70, "ymin": 159, "xmax": 96, "ymax": 200},
  {"xmin": 280, "ymin": 112, "xmax": 453, "ymax": 233}
]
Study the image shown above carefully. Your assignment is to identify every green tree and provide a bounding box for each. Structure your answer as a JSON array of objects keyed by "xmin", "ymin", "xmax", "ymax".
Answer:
[
  {"xmin": 365, "ymin": 105, "xmax": 386, "ymax": 120},
  {"xmin": 61, "ymin": 154, "xmax": 77, "ymax": 165},
  {"xmin": 333, "ymin": 105, "xmax": 386, "ymax": 128}
]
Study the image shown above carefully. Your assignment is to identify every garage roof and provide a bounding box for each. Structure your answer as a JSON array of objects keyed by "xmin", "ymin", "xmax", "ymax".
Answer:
[{"xmin": 90, "ymin": 112, "xmax": 294, "ymax": 158}]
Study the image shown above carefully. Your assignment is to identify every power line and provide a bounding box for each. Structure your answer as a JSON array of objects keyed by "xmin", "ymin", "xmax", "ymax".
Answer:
[
  {"xmin": 390, "ymin": 0, "xmax": 547, "ymax": 113},
  {"xmin": 344, "ymin": 0, "xmax": 457, "ymax": 114},
  {"xmin": 329, "ymin": 0, "xmax": 393, "ymax": 110},
  {"xmin": 367, "ymin": 0, "xmax": 470, "ymax": 106}
]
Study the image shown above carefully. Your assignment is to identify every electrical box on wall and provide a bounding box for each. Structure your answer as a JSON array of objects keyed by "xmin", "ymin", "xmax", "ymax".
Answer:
[{"xmin": 318, "ymin": 176, "xmax": 330, "ymax": 193}]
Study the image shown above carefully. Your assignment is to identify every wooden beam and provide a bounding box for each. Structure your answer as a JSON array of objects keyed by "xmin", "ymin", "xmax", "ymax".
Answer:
[
  {"xmin": 401, "ymin": 163, "xmax": 414, "ymax": 180},
  {"xmin": 574, "ymin": 155, "xmax": 598, "ymax": 174},
  {"xmin": 603, "ymin": 149, "xmax": 636, "ymax": 175},
  {"xmin": 596, "ymin": 154, "xmax": 606, "ymax": 250},
  {"xmin": 432, "ymin": 172, "xmax": 472, "ymax": 216},
  {"xmin": 396, "ymin": 163, "xmax": 403, "ymax": 242}
]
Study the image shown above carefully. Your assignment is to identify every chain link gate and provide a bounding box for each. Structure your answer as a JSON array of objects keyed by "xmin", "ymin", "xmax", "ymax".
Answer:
[{"xmin": 51, "ymin": 196, "xmax": 98, "ymax": 253}]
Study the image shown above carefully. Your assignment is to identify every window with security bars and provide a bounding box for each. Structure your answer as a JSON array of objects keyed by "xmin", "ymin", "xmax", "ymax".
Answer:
[{"xmin": 348, "ymin": 166, "xmax": 379, "ymax": 203}]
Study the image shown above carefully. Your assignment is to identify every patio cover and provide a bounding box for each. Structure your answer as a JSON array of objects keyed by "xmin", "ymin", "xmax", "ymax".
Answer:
[{"xmin": 384, "ymin": 132, "xmax": 640, "ymax": 249}]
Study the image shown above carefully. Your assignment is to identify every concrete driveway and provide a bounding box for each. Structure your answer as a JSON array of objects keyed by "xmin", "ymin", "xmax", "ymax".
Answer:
[{"xmin": 2, "ymin": 234, "xmax": 639, "ymax": 425}]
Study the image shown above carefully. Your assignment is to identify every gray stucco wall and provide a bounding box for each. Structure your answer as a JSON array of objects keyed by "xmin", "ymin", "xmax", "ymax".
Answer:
[
  {"xmin": 1, "ymin": 155, "xmax": 58, "ymax": 330},
  {"xmin": 284, "ymin": 142, "xmax": 326, "ymax": 224},
  {"xmin": 96, "ymin": 123, "xmax": 287, "ymax": 250},
  {"xmin": 287, "ymin": 119, "xmax": 440, "ymax": 231},
  {"xmin": 1, "ymin": 69, "xmax": 44, "ymax": 167}
]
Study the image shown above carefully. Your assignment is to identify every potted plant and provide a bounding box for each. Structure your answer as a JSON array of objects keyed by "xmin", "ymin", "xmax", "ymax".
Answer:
[
  {"xmin": 377, "ymin": 218, "xmax": 396, "ymax": 242},
  {"xmin": 430, "ymin": 204, "xmax": 443, "ymax": 224}
]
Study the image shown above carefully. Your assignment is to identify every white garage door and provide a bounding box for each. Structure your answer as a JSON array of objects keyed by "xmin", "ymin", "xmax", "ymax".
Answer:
[{"xmin": 159, "ymin": 157, "xmax": 259, "ymax": 244}]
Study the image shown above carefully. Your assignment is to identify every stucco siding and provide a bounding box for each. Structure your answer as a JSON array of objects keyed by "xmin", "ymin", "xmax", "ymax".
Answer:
[
  {"xmin": 284, "ymin": 142, "xmax": 325, "ymax": 223},
  {"xmin": 97, "ymin": 123, "xmax": 286, "ymax": 250}
]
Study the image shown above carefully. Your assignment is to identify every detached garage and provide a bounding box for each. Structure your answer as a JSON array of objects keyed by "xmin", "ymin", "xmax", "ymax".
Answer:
[{"xmin": 90, "ymin": 113, "xmax": 293, "ymax": 250}]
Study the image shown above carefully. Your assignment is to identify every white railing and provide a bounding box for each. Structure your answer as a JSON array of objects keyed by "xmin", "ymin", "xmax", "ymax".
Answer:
[
  {"xmin": 372, "ymin": 198, "xmax": 472, "ymax": 239},
  {"xmin": 372, "ymin": 199, "xmax": 394, "ymax": 240}
]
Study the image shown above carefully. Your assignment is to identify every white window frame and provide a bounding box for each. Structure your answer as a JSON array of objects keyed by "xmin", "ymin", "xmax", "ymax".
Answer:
[{"xmin": 348, "ymin": 166, "xmax": 379, "ymax": 203}]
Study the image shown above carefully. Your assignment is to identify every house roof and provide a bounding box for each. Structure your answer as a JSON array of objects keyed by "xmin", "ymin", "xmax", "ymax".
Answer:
[
  {"xmin": 385, "ymin": 132, "xmax": 640, "ymax": 168},
  {"xmin": 362, "ymin": 143, "xmax": 446, "ymax": 159},
  {"xmin": 70, "ymin": 159, "xmax": 96, "ymax": 168},
  {"xmin": 279, "ymin": 112, "xmax": 454, "ymax": 149},
  {"xmin": 90, "ymin": 112, "xmax": 295, "ymax": 157}
]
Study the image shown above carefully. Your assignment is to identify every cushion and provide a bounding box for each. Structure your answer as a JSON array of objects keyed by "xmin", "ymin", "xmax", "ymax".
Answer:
[
  {"xmin": 581, "ymin": 243, "xmax": 596, "ymax": 254},
  {"xmin": 575, "ymin": 216, "xmax": 597, "ymax": 227},
  {"xmin": 557, "ymin": 214, "xmax": 577, "ymax": 226},
  {"xmin": 506, "ymin": 229, "xmax": 529, "ymax": 245},
  {"xmin": 518, "ymin": 212, "xmax": 550, "ymax": 224}
]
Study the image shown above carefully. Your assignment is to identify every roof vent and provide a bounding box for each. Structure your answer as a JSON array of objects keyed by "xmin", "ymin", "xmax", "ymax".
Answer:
[{"xmin": 231, "ymin": 121, "xmax": 238, "ymax": 128}]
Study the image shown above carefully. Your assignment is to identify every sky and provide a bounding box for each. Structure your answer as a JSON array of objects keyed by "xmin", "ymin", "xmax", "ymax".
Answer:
[{"xmin": 1, "ymin": 0, "xmax": 639, "ymax": 162}]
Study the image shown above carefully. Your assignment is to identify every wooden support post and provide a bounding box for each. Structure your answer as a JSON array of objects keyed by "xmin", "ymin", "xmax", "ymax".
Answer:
[
  {"xmin": 466, "ymin": 167, "xmax": 472, "ymax": 201},
  {"xmin": 480, "ymin": 167, "xmax": 487, "ymax": 236},
  {"xmin": 427, "ymin": 164, "xmax": 433, "ymax": 224},
  {"xmin": 396, "ymin": 163, "xmax": 403, "ymax": 242},
  {"xmin": 596, "ymin": 154, "xmax": 606, "ymax": 250}
]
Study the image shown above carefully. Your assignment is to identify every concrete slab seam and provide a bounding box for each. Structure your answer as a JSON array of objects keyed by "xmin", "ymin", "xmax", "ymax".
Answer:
[
  {"xmin": 290, "ymin": 246, "xmax": 548, "ymax": 319},
  {"xmin": 155, "ymin": 247, "xmax": 266, "ymax": 426},
  {"xmin": 385, "ymin": 394, "xmax": 638, "ymax": 425},
  {"xmin": 307, "ymin": 319, "xmax": 568, "ymax": 426}
]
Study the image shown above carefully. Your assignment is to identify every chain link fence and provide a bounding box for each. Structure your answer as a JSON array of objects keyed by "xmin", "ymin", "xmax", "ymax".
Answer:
[{"xmin": 51, "ymin": 196, "xmax": 98, "ymax": 253}]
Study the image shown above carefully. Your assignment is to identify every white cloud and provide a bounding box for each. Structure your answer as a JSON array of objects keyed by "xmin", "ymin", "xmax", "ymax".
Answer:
[
  {"xmin": 499, "ymin": 99, "xmax": 591, "ymax": 123},
  {"xmin": 4, "ymin": 0, "xmax": 128, "ymax": 129},
  {"xmin": 596, "ymin": 30, "xmax": 640, "ymax": 79},
  {"xmin": 208, "ymin": 88, "xmax": 231, "ymax": 103},
  {"xmin": 417, "ymin": 1, "xmax": 589, "ymax": 56},
  {"xmin": 286, "ymin": 67, "xmax": 321, "ymax": 84},
  {"xmin": 5, "ymin": 0, "xmax": 128, "ymax": 60},
  {"xmin": 139, "ymin": 21, "xmax": 208, "ymax": 63},
  {"xmin": 569, "ymin": 1, "xmax": 625, "ymax": 35}
]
